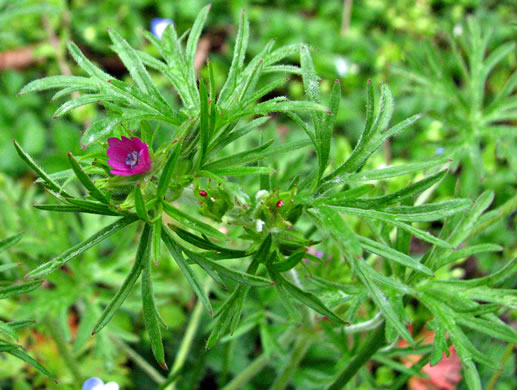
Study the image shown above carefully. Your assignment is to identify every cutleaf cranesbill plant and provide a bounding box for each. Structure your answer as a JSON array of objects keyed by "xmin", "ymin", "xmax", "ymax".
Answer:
[
  {"xmin": 12, "ymin": 6, "xmax": 517, "ymax": 389},
  {"xmin": 393, "ymin": 18, "xmax": 517, "ymax": 197}
]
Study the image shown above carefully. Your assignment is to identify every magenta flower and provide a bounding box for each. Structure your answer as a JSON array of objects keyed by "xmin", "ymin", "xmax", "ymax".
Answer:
[{"xmin": 107, "ymin": 136, "xmax": 152, "ymax": 176}]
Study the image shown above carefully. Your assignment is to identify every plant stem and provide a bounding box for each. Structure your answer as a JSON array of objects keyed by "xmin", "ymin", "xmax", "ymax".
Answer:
[
  {"xmin": 340, "ymin": 0, "xmax": 353, "ymax": 37},
  {"xmin": 270, "ymin": 335, "xmax": 313, "ymax": 390},
  {"xmin": 165, "ymin": 279, "xmax": 212, "ymax": 390},
  {"xmin": 223, "ymin": 353, "xmax": 270, "ymax": 390},
  {"xmin": 44, "ymin": 317, "xmax": 83, "ymax": 385},
  {"xmin": 344, "ymin": 313, "xmax": 383, "ymax": 335},
  {"xmin": 327, "ymin": 322, "xmax": 386, "ymax": 390},
  {"xmin": 222, "ymin": 331, "xmax": 295, "ymax": 390},
  {"xmin": 486, "ymin": 343, "xmax": 514, "ymax": 390},
  {"xmin": 112, "ymin": 336, "xmax": 166, "ymax": 385}
]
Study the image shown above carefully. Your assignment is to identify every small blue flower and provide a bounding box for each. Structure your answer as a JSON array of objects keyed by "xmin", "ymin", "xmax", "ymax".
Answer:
[
  {"xmin": 435, "ymin": 147, "xmax": 445, "ymax": 155},
  {"xmin": 82, "ymin": 377, "xmax": 119, "ymax": 390},
  {"xmin": 151, "ymin": 18, "xmax": 174, "ymax": 39}
]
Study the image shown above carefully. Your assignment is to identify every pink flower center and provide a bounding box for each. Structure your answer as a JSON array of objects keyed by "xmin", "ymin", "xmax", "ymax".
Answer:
[{"xmin": 125, "ymin": 151, "xmax": 140, "ymax": 169}]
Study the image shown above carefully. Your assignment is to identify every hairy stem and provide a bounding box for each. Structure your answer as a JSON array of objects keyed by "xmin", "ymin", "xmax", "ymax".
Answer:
[
  {"xmin": 344, "ymin": 313, "xmax": 383, "ymax": 334},
  {"xmin": 223, "ymin": 353, "xmax": 270, "ymax": 390},
  {"xmin": 327, "ymin": 322, "xmax": 386, "ymax": 390},
  {"xmin": 270, "ymin": 335, "xmax": 313, "ymax": 390},
  {"xmin": 222, "ymin": 331, "xmax": 295, "ymax": 390}
]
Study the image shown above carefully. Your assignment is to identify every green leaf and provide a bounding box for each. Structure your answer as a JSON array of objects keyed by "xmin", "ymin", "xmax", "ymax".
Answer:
[
  {"xmin": 0, "ymin": 263, "xmax": 20, "ymax": 273},
  {"xmin": 9, "ymin": 348, "xmax": 55, "ymax": 380},
  {"xmin": 317, "ymin": 79, "xmax": 340, "ymax": 180},
  {"xmin": 272, "ymin": 251, "xmax": 306, "ymax": 272},
  {"xmin": 185, "ymin": 4, "xmax": 211, "ymax": 100},
  {"xmin": 211, "ymin": 167, "xmax": 275, "ymax": 177},
  {"xmin": 308, "ymin": 206, "xmax": 362, "ymax": 257},
  {"xmin": 7, "ymin": 320, "xmax": 36, "ymax": 331},
  {"xmin": 92, "ymin": 224, "xmax": 150, "ymax": 334},
  {"xmin": 363, "ymin": 80, "xmax": 375, "ymax": 139},
  {"xmin": 318, "ymin": 170, "xmax": 448, "ymax": 208},
  {"xmin": 108, "ymin": 28, "xmax": 166, "ymax": 104},
  {"xmin": 240, "ymin": 78, "xmax": 287, "ymax": 108},
  {"xmin": 173, "ymin": 227, "xmax": 246, "ymax": 257},
  {"xmin": 64, "ymin": 199, "xmax": 122, "ymax": 216},
  {"xmin": 151, "ymin": 218, "xmax": 162, "ymax": 267},
  {"xmin": 162, "ymin": 228, "xmax": 212, "ymax": 314},
  {"xmin": 18, "ymin": 75, "xmax": 95, "ymax": 95},
  {"xmin": 13, "ymin": 140, "xmax": 72, "ymax": 197},
  {"xmin": 436, "ymin": 243, "xmax": 503, "ymax": 269},
  {"xmin": 458, "ymin": 315, "xmax": 517, "ymax": 344},
  {"xmin": 326, "ymin": 206, "xmax": 453, "ymax": 248},
  {"xmin": 267, "ymin": 266, "xmax": 345, "ymax": 324},
  {"xmin": 385, "ymin": 199, "xmax": 472, "ymax": 222},
  {"xmin": 300, "ymin": 45, "xmax": 321, "ymax": 104},
  {"xmin": 481, "ymin": 42, "xmax": 515, "ymax": 84},
  {"xmin": 141, "ymin": 235, "xmax": 167, "ymax": 369},
  {"xmin": 209, "ymin": 117, "xmax": 269, "ymax": 154},
  {"xmin": 300, "ymin": 45, "xmax": 339, "ymax": 182},
  {"xmin": 0, "ymin": 232, "xmax": 23, "ymax": 253},
  {"xmin": 53, "ymin": 94, "xmax": 114, "ymax": 118},
  {"xmin": 26, "ymin": 217, "xmax": 136, "ymax": 278},
  {"xmin": 207, "ymin": 237, "xmax": 271, "ymax": 347},
  {"xmin": 204, "ymin": 139, "xmax": 311, "ymax": 170},
  {"xmin": 163, "ymin": 203, "xmax": 225, "ymax": 240},
  {"xmin": 0, "ymin": 281, "xmax": 42, "ymax": 300},
  {"xmin": 351, "ymin": 257, "xmax": 414, "ymax": 343},
  {"xmin": 67, "ymin": 41, "xmax": 111, "ymax": 81},
  {"xmin": 223, "ymin": 98, "xmax": 327, "ymax": 124},
  {"xmin": 134, "ymin": 185, "xmax": 149, "ymax": 222},
  {"xmin": 311, "ymin": 207, "xmax": 415, "ymax": 342},
  {"xmin": 203, "ymin": 139, "xmax": 273, "ymax": 170},
  {"xmin": 0, "ymin": 321, "xmax": 17, "ymax": 341},
  {"xmin": 422, "ymin": 293, "xmax": 498, "ymax": 370},
  {"xmin": 156, "ymin": 140, "xmax": 182, "ymax": 199},
  {"xmin": 450, "ymin": 190, "xmax": 494, "ymax": 247},
  {"xmin": 198, "ymin": 78, "xmax": 210, "ymax": 166},
  {"xmin": 0, "ymin": 341, "xmax": 18, "ymax": 353},
  {"xmin": 189, "ymin": 256, "xmax": 272, "ymax": 287},
  {"xmin": 233, "ymin": 58, "xmax": 264, "ymax": 106},
  {"xmin": 68, "ymin": 153, "xmax": 108, "ymax": 203},
  {"xmin": 219, "ymin": 9, "xmax": 249, "ymax": 104},
  {"xmin": 358, "ymin": 236, "xmax": 434, "ymax": 276},
  {"xmin": 328, "ymin": 158, "xmax": 448, "ymax": 185},
  {"xmin": 326, "ymin": 84, "xmax": 423, "ymax": 181}
]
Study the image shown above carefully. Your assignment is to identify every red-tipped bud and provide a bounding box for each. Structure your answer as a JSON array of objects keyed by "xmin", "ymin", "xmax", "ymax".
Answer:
[
  {"xmin": 276, "ymin": 200, "xmax": 284, "ymax": 207},
  {"xmin": 199, "ymin": 190, "xmax": 208, "ymax": 197}
]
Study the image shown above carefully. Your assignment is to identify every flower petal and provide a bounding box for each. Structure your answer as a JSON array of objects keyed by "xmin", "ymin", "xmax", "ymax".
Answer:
[
  {"xmin": 82, "ymin": 377, "xmax": 104, "ymax": 390},
  {"xmin": 110, "ymin": 168, "xmax": 133, "ymax": 176},
  {"xmin": 151, "ymin": 18, "xmax": 174, "ymax": 39},
  {"xmin": 103, "ymin": 383, "xmax": 120, "ymax": 390}
]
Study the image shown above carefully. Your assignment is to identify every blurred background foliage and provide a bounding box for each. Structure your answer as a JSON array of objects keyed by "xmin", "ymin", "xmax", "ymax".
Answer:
[{"xmin": 0, "ymin": 0, "xmax": 516, "ymax": 389}]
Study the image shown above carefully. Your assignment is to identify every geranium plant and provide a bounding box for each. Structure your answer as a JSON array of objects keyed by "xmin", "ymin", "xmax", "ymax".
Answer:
[{"xmin": 13, "ymin": 6, "xmax": 517, "ymax": 389}]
